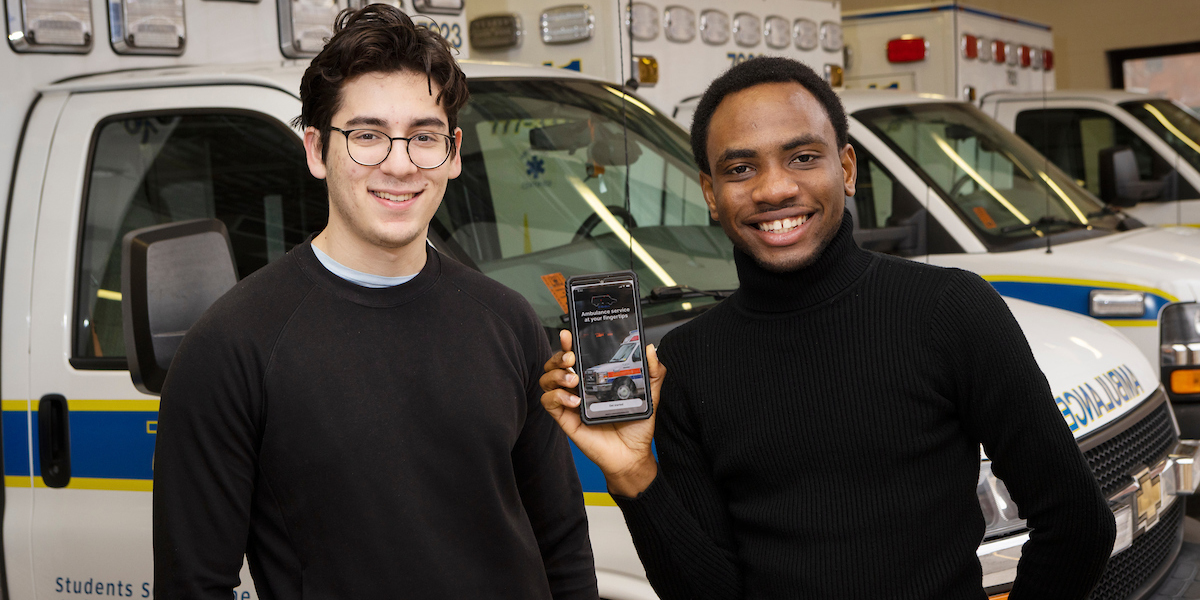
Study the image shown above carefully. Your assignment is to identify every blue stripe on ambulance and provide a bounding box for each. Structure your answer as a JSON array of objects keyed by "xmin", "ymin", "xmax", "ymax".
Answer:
[
  {"xmin": 987, "ymin": 281, "xmax": 1172, "ymax": 320},
  {"xmin": 3, "ymin": 409, "xmax": 157, "ymax": 480}
]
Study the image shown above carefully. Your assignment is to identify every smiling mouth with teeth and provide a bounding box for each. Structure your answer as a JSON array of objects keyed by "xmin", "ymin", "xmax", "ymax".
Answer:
[
  {"xmin": 373, "ymin": 190, "xmax": 417, "ymax": 203},
  {"xmin": 756, "ymin": 214, "xmax": 808, "ymax": 233}
]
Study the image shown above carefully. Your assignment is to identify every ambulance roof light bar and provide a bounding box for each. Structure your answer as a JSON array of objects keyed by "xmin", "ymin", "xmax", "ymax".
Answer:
[
  {"xmin": 663, "ymin": 6, "xmax": 695, "ymax": 43},
  {"xmin": 992, "ymin": 39, "xmax": 1006, "ymax": 64},
  {"xmin": 469, "ymin": 13, "xmax": 521, "ymax": 49},
  {"xmin": 540, "ymin": 5, "xmax": 594, "ymax": 44},
  {"xmin": 413, "ymin": 0, "xmax": 463, "ymax": 15},
  {"xmin": 6, "ymin": 0, "xmax": 94, "ymax": 53},
  {"xmin": 1019, "ymin": 45, "xmax": 1032, "ymax": 68},
  {"xmin": 1043, "ymin": 48, "xmax": 1054, "ymax": 70},
  {"xmin": 628, "ymin": 2, "xmax": 658, "ymax": 41},
  {"xmin": 109, "ymin": 0, "xmax": 186, "ymax": 55},
  {"xmin": 819, "ymin": 20, "xmax": 842, "ymax": 52},
  {"xmin": 278, "ymin": 0, "xmax": 339, "ymax": 58},
  {"xmin": 699, "ymin": 9, "xmax": 730, "ymax": 45},
  {"xmin": 793, "ymin": 18, "xmax": 817, "ymax": 50},
  {"xmin": 764, "ymin": 15, "xmax": 789, "ymax": 49},
  {"xmin": 732, "ymin": 12, "xmax": 760, "ymax": 47},
  {"xmin": 886, "ymin": 36, "xmax": 926, "ymax": 63}
]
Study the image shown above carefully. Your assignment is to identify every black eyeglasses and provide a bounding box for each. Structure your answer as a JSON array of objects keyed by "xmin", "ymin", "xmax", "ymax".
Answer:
[{"xmin": 330, "ymin": 127, "xmax": 454, "ymax": 169}]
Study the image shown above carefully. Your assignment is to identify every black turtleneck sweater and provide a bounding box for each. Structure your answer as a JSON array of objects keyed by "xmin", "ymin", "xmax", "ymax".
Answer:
[
  {"xmin": 153, "ymin": 240, "xmax": 598, "ymax": 599},
  {"xmin": 614, "ymin": 212, "xmax": 1115, "ymax": 599}
]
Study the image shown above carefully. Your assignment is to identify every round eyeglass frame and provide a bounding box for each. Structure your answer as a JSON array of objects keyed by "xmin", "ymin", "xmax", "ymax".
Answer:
[{"xmin": 330, "ymin": 126, "xmax": 454, "ymax": 169}]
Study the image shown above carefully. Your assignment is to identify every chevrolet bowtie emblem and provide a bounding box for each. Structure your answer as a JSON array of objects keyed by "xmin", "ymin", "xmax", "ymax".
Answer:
[{"xmin": 1136, "ymin": 468, "xmax": 1163, "ymax": 531}]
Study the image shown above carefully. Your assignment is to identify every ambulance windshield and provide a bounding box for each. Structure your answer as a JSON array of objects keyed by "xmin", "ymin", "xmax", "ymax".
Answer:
[
  {"xmin": 437, "ymin": 78, "xmax": 737, "ymax": 328},
  {"xmin": 1121, "ymin": 100, "xmax": 1200, "ymax": 174},
  {"xmin": 855, "ymin": 103, "xmax": 1122, "ymax": 249},
  {"xmin": 610, "ymin": 342, "xmax": 637, "ymax": 363}
]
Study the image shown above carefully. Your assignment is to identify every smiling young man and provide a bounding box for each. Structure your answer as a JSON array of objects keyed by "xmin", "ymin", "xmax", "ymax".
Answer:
[
  {"xmin": 152, "ymin": 5, "xmax": 597, "ymax": 599},
  {"xmin": 540, "ymin": 57, "xmax": 1115, "ymax": 599}
]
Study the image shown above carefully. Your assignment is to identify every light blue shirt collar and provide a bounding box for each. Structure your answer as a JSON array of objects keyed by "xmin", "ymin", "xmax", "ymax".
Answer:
[{"xmin": 310, "ymin": 244, "xmax": 418, "ymax": 288}]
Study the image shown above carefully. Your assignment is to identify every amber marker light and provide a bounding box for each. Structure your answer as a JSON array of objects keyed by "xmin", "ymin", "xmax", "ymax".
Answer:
[
  {"xmin": 1172, "ymin": 369, "xmax": 1200, "ymax": 395},
  {"xmin": 988, "ymin": 594, "xmax": 1010, "ymax": 600}
]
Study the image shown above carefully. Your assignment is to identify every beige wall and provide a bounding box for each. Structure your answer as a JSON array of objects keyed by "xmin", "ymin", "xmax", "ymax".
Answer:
[{"xmin": 840, "ymin": 0, "xmax": 1200, "ymax": 89}]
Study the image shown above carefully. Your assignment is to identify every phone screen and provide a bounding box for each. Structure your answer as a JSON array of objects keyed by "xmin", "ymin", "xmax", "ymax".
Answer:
[{"xmin": 570, "ymin": 276, "xmax": 651, "ymax": 422}]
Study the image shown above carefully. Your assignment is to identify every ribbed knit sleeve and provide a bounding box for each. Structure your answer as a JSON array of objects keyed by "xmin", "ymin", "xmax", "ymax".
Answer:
[
  {"xmin": 929, "ymin": 270, "xmax": 1116, "ymax": 600},
  {"xmin": 612, "ymin": 359, "xmax": 742, "ymax": 600}
]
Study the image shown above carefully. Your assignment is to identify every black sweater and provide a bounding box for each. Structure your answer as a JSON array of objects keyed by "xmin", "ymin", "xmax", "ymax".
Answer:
[
  {"xmin": 153, "ymin": 241, "xmax": 598, "ymax": 600},
  {"xmin": 615, "ymin": 213, "xmax": 1115, "ymax": 599}
]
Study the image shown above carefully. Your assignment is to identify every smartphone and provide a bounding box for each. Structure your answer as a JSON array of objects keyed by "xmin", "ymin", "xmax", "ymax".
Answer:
[{"xmin": 566, "ymin": 271, "xmax": 653, "ymax": 425}]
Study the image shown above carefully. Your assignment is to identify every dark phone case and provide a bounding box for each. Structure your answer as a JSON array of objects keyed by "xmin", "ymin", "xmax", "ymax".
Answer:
[{"xmin": 566, "ymin": 270, "xmax": 654, "ymax": 425}]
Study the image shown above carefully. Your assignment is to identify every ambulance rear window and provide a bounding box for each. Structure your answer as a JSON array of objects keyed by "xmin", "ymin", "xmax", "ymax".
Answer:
[{"xmin": 73, "ymin": 111, "xmax": 328, "ymax": 367}]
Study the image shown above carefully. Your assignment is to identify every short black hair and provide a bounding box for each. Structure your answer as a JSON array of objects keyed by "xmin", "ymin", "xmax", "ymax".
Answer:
[{"xmin": 691, "ymin": 56, "xmax": 848, "ymax": 174}]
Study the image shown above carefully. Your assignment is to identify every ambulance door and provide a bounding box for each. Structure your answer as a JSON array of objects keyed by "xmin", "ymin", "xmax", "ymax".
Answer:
[{"xmin": 26, "ymin": 83, "xmax": 326, "ymax": 598}]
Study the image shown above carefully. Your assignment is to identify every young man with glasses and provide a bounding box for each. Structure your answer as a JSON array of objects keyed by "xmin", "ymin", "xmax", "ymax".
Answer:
[{"xmin": 152, "ymin": 5, "xmax": 597, "ymax": 598}]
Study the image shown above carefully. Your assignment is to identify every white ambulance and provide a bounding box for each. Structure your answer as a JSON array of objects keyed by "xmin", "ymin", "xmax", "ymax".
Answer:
[
  {"xmin": 462, "ymin": 0, "xmax": 844, "ymax": 125},
  {"xmin": 0, "ymin": 0, "xmax": 1196, "ymax": 598},
  {"xmin": 582, "ymin": 330, "xmax": 647, "ymax": 404},
  {"xmin": 840, "ymin": 2, "xmax": 1200, "ymax": 227},
  {"xmin": 841, "ymin": 2, "xmax": 1055, "ymax": 102},
  {"xmin": 980, "ymin": 90, "xmax": 1200, "ymax": 227}
]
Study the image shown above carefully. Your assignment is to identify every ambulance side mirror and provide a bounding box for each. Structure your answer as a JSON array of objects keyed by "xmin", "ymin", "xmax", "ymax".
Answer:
[
  {"xmin": 1099, "ymin": 146, "xmax": 1164, "ymax": 207},
  {"xmin": 121, "ymin": 219, "xmax": 238, "ymax": 396}
]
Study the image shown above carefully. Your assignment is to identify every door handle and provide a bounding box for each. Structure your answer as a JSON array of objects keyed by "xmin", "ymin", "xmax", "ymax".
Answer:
[{"xmin": 38, "ymin": 394, "xmax": 71, "ymax": 488}]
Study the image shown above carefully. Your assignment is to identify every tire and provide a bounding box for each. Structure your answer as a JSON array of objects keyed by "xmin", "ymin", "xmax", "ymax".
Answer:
[{"xmin": 614, "ymin": 378, "xmax": 636, "ymax": 400}]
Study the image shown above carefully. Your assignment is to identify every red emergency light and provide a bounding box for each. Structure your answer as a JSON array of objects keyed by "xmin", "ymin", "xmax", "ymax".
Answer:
[
  {"xmin": 1019, "ymin": 45, "xmax": 1032, "ymax": 68},
  {"xmin": 887, "ymin": 36, "xmax": 927, "ymax": 63},
  {"xmin": 1043, "ymin": 48, "xmax": 1054, "ymax": 70},
  {"xmin": 961, "ymin": 34, "xmax": 978, "ymax": 59},
  {"xmin": 992, "ymin": 39, "xmax": 1006, "ymax": 64}
]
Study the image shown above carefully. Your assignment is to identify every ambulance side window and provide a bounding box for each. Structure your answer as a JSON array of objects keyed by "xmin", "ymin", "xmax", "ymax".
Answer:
[
  {"xmin": 849, "ymin": 141, "xmax": 961, "ymax": 256},
  {"xmin": 73, "ymin": 112, "xmax": 328, "ymax": 367},
  {"xmin": 1014, "ymin": 108, "xmax": 1169, "ymax": 197}
]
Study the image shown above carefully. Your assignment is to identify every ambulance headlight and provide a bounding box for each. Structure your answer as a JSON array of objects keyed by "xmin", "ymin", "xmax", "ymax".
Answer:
[
  {"xmin": 820, "ymin": 21, "xmax": 843, "ymax": 52},
  {"xmin": 470, "ymin": 14, "xmax": 521, "ymax": 49},
  {"xmin": 628, "ymin": 2, "xmax": 659, "ymax": 41},
  {"xmin": 1169, "ymin": 441, "xmax": 1200, "ymax": 495},
  {"xmin": 1161, "ymin": 302, "xmax": 1200, "ymax": 396},
  {"xmin": 278, "ymin": 0, "xmax": 339, "ymax": 58},
  {"xmin": 1089, "ymin": 290, "xmax": 1147, "ymax": 318},
  {"xmin": 663, "ymin": 6, "xmax": 695, "ymax": 43},
  {"xmin": 699, "ymin": 10, "xmax": 730, "ymax": 45},
  {"xmin": 792, "ymin": 18, "xmax": 818, "ymax": 50},
  {"xmin": 763, "ymin": 15, "xmax": 789, "ymax": 49},
  {"xmin": 541, "ymin": 5, "xmax": 594, "ymax": 44},
  {"xmin": 977, "ymin": 461, "xmax": 1026, "ymax": 539},
  {"xmin": 9, "ymin": 0, "xmax": 93, "ymax": 51},
  {"xmin": 732, "ymin": 13, "xmax": 759, "ymax": 48},
  {"xmin": 413, "ymin": 0, "xmax": 463, "ymax": 15}
]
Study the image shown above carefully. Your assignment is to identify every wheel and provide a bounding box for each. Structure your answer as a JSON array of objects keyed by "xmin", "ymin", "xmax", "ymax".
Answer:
[
  {"xmin": 613, "ymin": 377, "xmax": 637, "ymax": 400},
  {"xmin": 572, "ymin": 205, "xmax": 638, "ymax": 242}
]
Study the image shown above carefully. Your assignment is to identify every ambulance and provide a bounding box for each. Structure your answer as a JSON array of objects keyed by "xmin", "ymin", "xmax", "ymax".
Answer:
[
  {"xmin": 583, "ymin": 331, "xmax": 646, "ymax": 402},
  {"xmin": 0, "ymin": 0, "xmax": 1195, "ymax": 597},
  {"xmin": 979, "ymin": 90, "xmax": 1200, "ymax": 227},
  {"xmin": 462, "ymin": 0, "xmax": 844, "ymax": 125},
  {"xmin": 840, "ymin": 2, "xmax": 1200, "ymax": 227}
]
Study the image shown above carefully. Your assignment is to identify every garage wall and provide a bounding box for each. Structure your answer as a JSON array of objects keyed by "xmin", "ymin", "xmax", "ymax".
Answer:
[{"xmin": 838, "ymin": 0, "xmax": 1200, "ymax": 90}]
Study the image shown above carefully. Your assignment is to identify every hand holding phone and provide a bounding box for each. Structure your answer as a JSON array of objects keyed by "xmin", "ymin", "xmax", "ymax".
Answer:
[
  {"xmin": 539, "ymin": 330, "xmax": 664, "ymax": 497},
  {"xmin": 566, "ymin": 271, "xmax": 654, "ymax": 424}
]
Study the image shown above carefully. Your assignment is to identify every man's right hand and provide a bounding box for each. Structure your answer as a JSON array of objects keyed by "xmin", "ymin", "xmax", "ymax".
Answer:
[{"xmin": 540, "ymin": 329, "xmax": 664, "ymax": 498}]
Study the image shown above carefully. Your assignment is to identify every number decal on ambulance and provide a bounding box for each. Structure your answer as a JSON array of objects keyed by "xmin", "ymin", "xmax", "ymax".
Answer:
[
  {"xmin": 418, "ymin": 23, "xmax": 463, "ymax": 48},
  {"xmin": 727, "ymin": 53, "xmax": 758, "ymax": 67}
]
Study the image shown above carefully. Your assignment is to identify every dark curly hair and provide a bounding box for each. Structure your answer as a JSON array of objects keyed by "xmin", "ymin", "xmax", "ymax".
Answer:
[
  {"xmin": 293, "ymin": 3, "xmax": 469, "ymax": 161},
  {"xmin": 691, "ymin": 56, "xmax": 848, "ymax": 174}
]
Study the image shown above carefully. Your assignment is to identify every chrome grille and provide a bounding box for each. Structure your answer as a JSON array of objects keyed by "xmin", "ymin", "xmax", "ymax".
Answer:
[
  {"xmin": 1084, "ymin": 402, "xmax": 1176, "ymax": 498},
  {"xmin": 1088, "ymin": 498, "xmax": 1183, "ymax": 600}
]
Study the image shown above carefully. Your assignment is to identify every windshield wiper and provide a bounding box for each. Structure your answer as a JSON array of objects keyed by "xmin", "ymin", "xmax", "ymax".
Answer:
[
  {"xmin": 999, "ymin": 215, "xmax": 1096, "ymax": 234},
  {"xmin": 1087, "ymin": 204, "xmax": 1124, "ymax": 218},
  {"xmin": 642, "ymin": 285, "xmax": 735, "ymax": 305}
]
